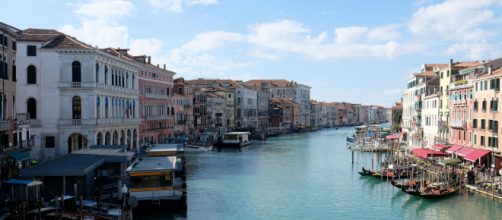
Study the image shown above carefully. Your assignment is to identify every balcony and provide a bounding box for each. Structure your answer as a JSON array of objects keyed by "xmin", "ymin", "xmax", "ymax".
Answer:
[
  {"xmin": 145, "ymin": 115, "xmax": 172, "ymax": 121},
  {"xmin": 59, "ymin": 82, "xmax": 138, "ymax": 95},
  {"xmin": 0, "ymin": 120, "xmax": 9, "ymax": 131},
  {"xmin": 15, "ymin": 113, "xmax": 31, "ymax": 127},
  {"xmin": 144, "ymin": 93, "xmax": 168, "ymax": 99},
  {"xmin": 450, "ymin": 120, "xmax": 467, "ymax": 129},
  {"xmin": 59, "ymin": 118, "xmax": 140, "ymax": 127},
  {"xmin": 438, "ymin": 120, "xmax": 448, "ymax": 129},
  {"xmin": 449, "ymin": 80, "xmax": 472, "ymax": 90}
]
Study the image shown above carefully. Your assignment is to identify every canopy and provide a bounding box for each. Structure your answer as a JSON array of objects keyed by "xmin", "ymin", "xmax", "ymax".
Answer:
[
  {"xmin": 446, "ymin": 145, "xmax": 464, "ymax": 154},
  {"xmin": 8, "ymin": 150, "xmax": 31, "ymax": 162},
  {"xmin": 6, "ymin": 179, "xmax": 43, "ymax": 186},
  {"xmin": 411, "ymin": 148, "xmax": 448, "ymax": 158},
  {"xmin": 464, "ymin": 149, "xmax": 491, "ymax": 162},
  {"xmin": 432, "ymin": 144, "xmax": 449, "ymax": 150},
  {"xmin": 455, "ymin": 147, "xmax": 475, "ymax": 157},
  {"xmin": 385, "ymin": 134, "xmax": 400, "ymax": 140},
  {"xmin": 438, "ymin": 158, "xmax": 462, "ymax": 166}
]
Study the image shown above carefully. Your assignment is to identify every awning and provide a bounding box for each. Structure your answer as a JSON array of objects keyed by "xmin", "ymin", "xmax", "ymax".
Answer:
[
  {"xmin": 438, "ymin": 158, "xmax": 462, "ymax": 166},
  {"xmin": 455, "ymin": 147, "xmax": 475, "ymax": 157},
  {"xmin": 386, "ymin": 134, "xmax": 400, "ymax": 140},
  {"xmin": 411, "ymin": 148, "xmax": 448, "ymax": 158},
  {"xmin": 464, "ymin": 149, "xmax": 491, "ymax": 162},
  {"xmin": 8, "ymin": 150, "xmax": 31, "ymax": 162},
  {"xmin": 5, "ymin": 179, "xmax": 43, "ymax": 186},
  {"xmin": 446, "ymin": 145, "xmax": 464, "ymax": 154},
  {"xmin": 433, "ymin": 144, "xmax": 449, "ymax": 150}
]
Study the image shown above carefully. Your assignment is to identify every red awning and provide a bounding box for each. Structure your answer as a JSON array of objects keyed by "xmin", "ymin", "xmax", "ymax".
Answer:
[
  {"xmin": 432, "ymin": 144, "xmax": 448, "ymax": 150},
  {"xmin": 456, "ymin": 147, "xmax": 475, "ymax": 157},
  {"xmin": 446, "ymin": 145, "xmax": 464, "ymax": 154},
  {"xmin": 386, "ymin": 134, "xmax": 400, "ymax": 140},
  {"xmin": 411, "ymin": 148, "xmax": 448, "ymax": 158},
  {"xmin": 464, "ymin": 149, "xmax": 491, "ymax": 162}
]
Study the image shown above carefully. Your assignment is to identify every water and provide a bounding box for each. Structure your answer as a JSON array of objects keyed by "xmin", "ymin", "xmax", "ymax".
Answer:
[{"xmin": 151, "ymin": 127, "xmax": 502, "ymax": 219}]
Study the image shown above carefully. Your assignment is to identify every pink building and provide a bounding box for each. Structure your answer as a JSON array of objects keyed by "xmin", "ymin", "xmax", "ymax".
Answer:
[
  {"xmin": 448, "ymin": 70, "xmax": 473, "ymax": 146},
  {"xmin": 135, "ymin": 55, "xmax": 175, "ymax": 145}
]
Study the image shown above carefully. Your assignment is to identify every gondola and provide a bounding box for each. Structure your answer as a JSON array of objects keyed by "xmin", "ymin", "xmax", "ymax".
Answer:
[
  {"xmin": 358, "ymin": 167, "xmax": 373, "ymax": 176},
  {"xmin": 391, "ymin": 180, "xmax": 406, "ymax": 189},
  {"xmin": 419, "ymin": 185, "xmax": 460, "ymax": 199}
]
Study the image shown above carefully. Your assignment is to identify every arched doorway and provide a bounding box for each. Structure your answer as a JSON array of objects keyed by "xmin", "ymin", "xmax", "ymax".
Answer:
[
  {"xmin": 105, "ymin": 131, "xmax": 111, "ymax": 145},
  {"xmin": 113, "ymin": 131, "xmax": 118, "ymax": 145},
  {"xmin": 96, "ymin": 132, "xmax": 103, "ymax": 145},
  {"xmin": 120, "ymin": 130, "xmax": 125, "ymax": 145},
  {"xmin": 67, "ymin": 133, "xmax": 87, "ymax": 153}
]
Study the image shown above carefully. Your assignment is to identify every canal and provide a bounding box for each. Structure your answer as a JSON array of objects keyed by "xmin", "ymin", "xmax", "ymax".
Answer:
[{"xmin": 161, "ymin": 127, "xmax": 502, "ymax": 219}]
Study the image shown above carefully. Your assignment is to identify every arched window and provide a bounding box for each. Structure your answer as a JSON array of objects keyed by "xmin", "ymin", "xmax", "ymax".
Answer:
[
  {"xmin": 104, "ymin": 65, "xmax": 108, "ymax": 85},
  {"xmin": 96, "ymin": 96, "xmax": 101, "ymax": 118},
  {"xmin": 72, "ymin": 61, "xmax": 81, "ymax": 83},
  {"xmin": 27, "ymin": 98, "xmax": 36, "ymax": 119},
  {"xmin": 105, "ymin": 97, "xmax": 109, "ymax": 118},
  {"xmin": 95, "ymin": 63, "xmax": 100, "ymax": 83},
  {"xmin": 72, "ymin": 96, "xmax": 81, "ymax": 119},
  {"xmin": 27, "ymin": 65, "xmax": 36, "ymax": 84},
  {"xmin": 97, "ymin": 132, "xmax": 103, "ymax": 145}
]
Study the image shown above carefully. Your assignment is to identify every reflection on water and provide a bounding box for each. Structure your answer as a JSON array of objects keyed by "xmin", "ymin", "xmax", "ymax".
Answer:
[{"xmin": 141, "ymin": 127, "xmax": 502, "ymax": 219}]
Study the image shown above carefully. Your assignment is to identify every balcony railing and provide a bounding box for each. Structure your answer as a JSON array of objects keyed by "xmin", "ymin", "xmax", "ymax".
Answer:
[
  {"xmin": 450, "ymin": 120, "xmax": 467, "ymax": 129},
  {"xmin": 59, "ymin": 82, "xmax": 138, "ymax": 95},
  {"xmin": 144, "ymin": 93, "xmax": 168, "ymax": 99},
  {"xmin": 15, "ymin": 113, "xmax": 31, "ymax": 126},
  {"xmin": 59, "ymin": 118, "xmax": 140, "ymax": 126},
  {"xmin": 438, "ymin": 120, "xmax": 448, "ymax": 129}
]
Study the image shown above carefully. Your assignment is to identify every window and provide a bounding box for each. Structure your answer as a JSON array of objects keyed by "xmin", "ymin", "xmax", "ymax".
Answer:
[
  {"xmin": 95, "ymin": 63, "xmax": 99, "ymax": 83},
  {"xmin": 473, "ymin": 100, "xmax": 478, "ymax": 111},
  {"xmin": 27, "ymin": 98, "xmax": 36, "ymax": 119},
  {"xmin": 481, "ymin": 136, "xmax": 485, "ymax": 146},
  {"xmin": 12, "ymin": 41, "xmax": 16, "ymax": 51},
  {"xmin": 473, "ymin": 119, "xmax": 477, "ymax": 129},
  {"xmin": 27, "ymin": 45, "xmax": 36, "ymax": 56},
  {"xmin": 481, "ymin": 119, "xmax": 486, "ymax": 129},
  {"xmin": 12, "ymin": 63, "xmax": 16, "ymax": 82},
  {"xmin": 72, "ymin": 96, "xmax": 81, "ymax": 119},
  {"xmin": 72, "ymin": 61, "xmax": 81, "ymax": 83},
  {"xmin": 482, "ymin": 99, "xmax": 487, "ymax": 112},
  {"xmin": 45, "ymin": 136, "xmax": 55, "ymax": 148},
  {"xmin": 474, "ymin": 135, "xmax": 477, "ymax": 144},
  {"xmin": 27, "ymin": 65, "xmax": 36, "ymax": 84},
  {"xmin": 104, "ymin": 66, "xmax": 108, "ymax": 84}
]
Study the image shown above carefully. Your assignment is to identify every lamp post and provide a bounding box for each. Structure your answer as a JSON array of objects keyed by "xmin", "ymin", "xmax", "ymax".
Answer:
[{"xmin": 121, "ymin": 184, "xmax": 128, "ymax": 219}]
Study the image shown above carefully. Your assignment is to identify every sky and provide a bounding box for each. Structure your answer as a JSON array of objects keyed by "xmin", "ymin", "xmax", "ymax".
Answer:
[{"xmin": 2, "ymin": 0, "xmax": 502, "ymax": 107}]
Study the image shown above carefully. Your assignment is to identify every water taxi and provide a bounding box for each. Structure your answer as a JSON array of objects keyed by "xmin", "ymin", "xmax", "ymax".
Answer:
[
  {"xmin": 221, "ymin": 132, "xmax": 253, "ymax": 147},
  {"xmin": 126, "ymin": 156, "xmax": 186, "ymax": 210}
]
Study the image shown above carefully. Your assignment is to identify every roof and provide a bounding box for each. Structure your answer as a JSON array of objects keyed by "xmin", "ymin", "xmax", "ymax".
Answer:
[
  {"xmin": 18, "ymin": 28, "xmax": 93, "ymax": 49},
  {"xmin": 148, "ymin": 144, "xmax": 184, "ymax": 153},
  {"xmin": 446, "ymin": 145, "xmax": 464, "ymax": 154},
  {"xmin": 464, "ymin": 149, "xmax": 491, "ymax": 162},
  {"xmin": 72, "ymin": 148, "xmax": 134, "ymax": 163},
  {"xmin": 5, "ymin": 179, "xmax": 43, "ymax": 186},
  {"xmin": 20, "ymin": 154, "xmax": 105, "ymax": 177},
  {"xmin": 452, "ymin": 61, "xmax": 484, "ymax": 69},
  {"xmin": 186, "ymin": 78, "xmax": 243, "ymax": 89},
  {"xmin": 18, "ymin": 28, "xmax": 61, "ymax": 42},
  {"xmin": 9, "ymin": 150, "xmax": 31, "ymax": 162},
  {"xmin": 127, "ymin": 156, "xmax": 177, "ymax": 172},
  {"xmin": 476, "ymin": 67, "xmax": 502, "ymax": 79}
]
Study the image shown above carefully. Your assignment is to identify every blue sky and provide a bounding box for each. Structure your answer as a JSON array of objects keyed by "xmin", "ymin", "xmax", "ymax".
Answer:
[{"xmin": 2, "ymin": 0, "xmax": 502, "ymax": 107}]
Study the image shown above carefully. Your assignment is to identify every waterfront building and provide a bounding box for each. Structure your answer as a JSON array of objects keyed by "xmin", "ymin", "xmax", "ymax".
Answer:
[
  {"xmin": 325, "ymin": 103, "xmax": 337, "ymax": 127},
  {"xmin": 421, "ymin": 77, "xmax": 439, "ymax": 148},
  {"xmin": 438, "ymin": 61, "xmax": 480, "ymax": 143},
  {"xmin": 173, "ymin": 78, "xmax": 194, "ymax": 139},
  {"xmin": 414, "ymin": 71, "xmax": 438, "ymax": 148},
  {"xmin": 246, "ymin": 80, "xmax": 311, "ymax": 128},
  {"xmin": 16, "ymin": 29, "xmax": 139, "ymax": 160},
  {"xmin": 0, "ymin": 22, "xmax": 21, "ymax": 151},
  {"xmin": 310, "ymin": 101, "xmax": 322, "ymax": 129},
  {"xmin": 206, "ymin": 90, "xmax": 227, "ymax": 137},
  {"xmin": 256, "ymin": 89, "xmax": 270, "ymax": 133},
  {"xmin": 235, "ymin": 86, "xmax": 258, "ymax": 129},
  {"xmin": 132, "ymin": 53, "xmax": 175, "ymax": 145},
  {"xmin": 391, "ymin": 102, "xmax": 403, "ymax": 132},
  {"xmin": 402, "ymin": 76, "xmax": 417, "ymax": 145},
  {"xmin": 471, "ymin": 60, "xmax": 502, "ymax": 171},
  {"xmin": 269, "ymin": 98, "xmax": 299, "ymax": 133}
]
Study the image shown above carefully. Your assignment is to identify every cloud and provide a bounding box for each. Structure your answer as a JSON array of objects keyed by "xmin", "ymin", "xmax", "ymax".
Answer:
[
  {"xmin": 408, "ymin": 0, "xmax": 502, "ymax": 58},
  {"xmin": 148, "ymin": 0, "xmax": 218, "ymax": 13},
  {"xmin": 75, "ymin": 0, "xmax": 135, "ymax": 19}
]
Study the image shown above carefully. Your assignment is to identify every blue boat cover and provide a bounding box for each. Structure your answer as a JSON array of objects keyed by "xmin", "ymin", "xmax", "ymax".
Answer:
[{"xmin": 6, "ymin": 179, "xmax": 32, "ymax": 185}]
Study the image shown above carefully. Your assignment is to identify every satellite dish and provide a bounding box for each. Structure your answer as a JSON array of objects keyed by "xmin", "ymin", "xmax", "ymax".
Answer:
[{"xmin": 128, "ymin": 196, "xmax": 138, "ymax": 209}]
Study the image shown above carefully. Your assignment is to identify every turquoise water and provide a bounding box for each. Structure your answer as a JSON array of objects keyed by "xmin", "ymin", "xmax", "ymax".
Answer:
[{"xmin": 161, "ymin": 127, "xmax": 502, "ymax": 219}]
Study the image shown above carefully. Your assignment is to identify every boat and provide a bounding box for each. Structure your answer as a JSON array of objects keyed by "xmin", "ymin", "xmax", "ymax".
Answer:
[
  {"xmin": 358, "ymin": 167, "xmax": 373, "ymax": 176},
  {"xmin": 126, "ymin": 156, "xmax": 187, "ymax": 210},
  {"xmin": 418, "ymin": 182, "xmax": 460, "ymax": 199},
  {"xmin": 220, "ymin": 132, "xmax": 253, "ymax": 147}
]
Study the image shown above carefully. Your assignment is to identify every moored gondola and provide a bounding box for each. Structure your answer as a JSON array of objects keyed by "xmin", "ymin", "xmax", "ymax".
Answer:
[{"xmin": 358, "ymin": 167, "xmax": 373, "ymax": 176}]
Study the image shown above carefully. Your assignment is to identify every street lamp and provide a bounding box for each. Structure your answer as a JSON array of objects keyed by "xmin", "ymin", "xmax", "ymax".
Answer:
[{"xmin": 121, "ymin": 184, "xmax": 129, "ymax": 218}]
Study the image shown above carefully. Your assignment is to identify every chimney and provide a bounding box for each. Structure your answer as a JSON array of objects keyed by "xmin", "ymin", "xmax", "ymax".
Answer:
[
  {"xmin": 116, "ymin": 48, "xmax": 129, "ymax": 56},
  {"xmin": 133, "ymin": 55, "xmax": 147, "ymax": 63},
  {"xmin": 489, "ymin": 65, "xmax": 493, "ymax": 75},
  {"xmin": 163, "ymin": 64, "xmax": 166, "ymax": 70},
  {"xmin": 147, "ymin": 56, "xmax": 151, "ymax": 64},
  {"xmin": 449, "ymin": 59, "xmax": 453, "ymax": 66}
]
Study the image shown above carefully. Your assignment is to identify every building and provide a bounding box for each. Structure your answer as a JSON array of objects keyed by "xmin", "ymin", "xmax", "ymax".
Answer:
[
  {"xmin": 472, "ymin": 61, "xmax": 502, "ymax": 171},
  {"xmin": 246, "ymin": 80, "xmax": 311, "ymax": 128},
  {"xmin": 269, "ymin": 98, "xmax": 299, "ymax": 133},
  {"xmin": 235, "ymin": 86, "xmax": 258, "ymax": 129},
  {"xmin": 134, "ymin": 53, "xmax": 175, "ymax": 145},
  {"xmin": 173, "ymin": 78, "xmax": 194, "ymax": 139},
  {"xmin": 391, "ymin": 102, "xmax": 403, "ymax": 133},
  {"xmin": 16, "ymin": 29, "xmax": 139, "ymax": 160},
  {"xmin": 422, "ymin": 77, "xmax": 440, "ymax": 148}
]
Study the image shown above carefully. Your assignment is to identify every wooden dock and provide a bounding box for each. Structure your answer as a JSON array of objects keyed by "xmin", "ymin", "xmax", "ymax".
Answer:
[{"xmin": 465, "ymin": 185, "xmax": 502, "ymax": 201}]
